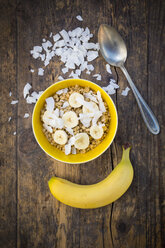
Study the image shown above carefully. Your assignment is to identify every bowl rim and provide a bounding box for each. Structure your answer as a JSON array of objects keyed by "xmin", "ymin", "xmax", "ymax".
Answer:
[{"xmin": 32, "ymin": 78, "xmax": 118, "ymax": 164}]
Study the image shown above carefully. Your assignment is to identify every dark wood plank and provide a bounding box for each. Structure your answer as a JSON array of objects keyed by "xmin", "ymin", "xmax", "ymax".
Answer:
[
  {"xmin": 0, "ymin": 1, "xmax": 17, "ymax": 248},
  {"xmin": 110, "ymin": 0, "xmax": 165, "ymax": 247}
]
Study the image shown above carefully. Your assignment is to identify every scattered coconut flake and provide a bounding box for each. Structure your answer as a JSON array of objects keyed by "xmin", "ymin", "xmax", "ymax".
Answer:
[
  {"xmin": 66, "ymin": 127, "xmax": 74, "ymax": 136},
  {"xmin": 26, "ymin": 96, "xmax": 36, "ymax": 104},
  {"xmin": 46, "ymin": 97, "xmax": 55, "ymax": 112},
  {"xmin": 43, "ymin": 123, "xmax": 53, "ymax": 133},
  {"xmin": 62, "ymin": 101, "xmax": 69, "ymax": 108},
  {"xmin": 110, "ymin": 80, "xmax": 119, "ymax": 89},
  {"xmin": 121, "ymin": 87, "xmax": 130, "ymax": 96},
  {"xmin": 96, "ymin": 75, "xmax": 101, "ymax": 80},
  {"xmin": 24, "ymin": 113, "xmax": 29, "ymax": 118},
  {"xmin": 102, "ymin": 85, "xmax": 116, "ymax": 95},
  {"xmin": 92, "ymin": 111, "xmax": 102, "ymax": 125},
  {"xmin": 97, "ymin": 91, "xmax": 106, "ymax": 112},
  {"xmin": 58, "ymin": 76, "xmax": 64, "ymax": 81},
  {"xmin": 30, "ymin": 69, "xmax": 34, "ymax": 73},
  {"xmin": 31, "ymin": 91, "xmax": 39, "ymax": 100},
  {"xmin": 65, "ymin": 144, "xmax": 71, "ymax": 155},
  {"xmin": 42, "ymin": 40, "xmax": 53, "ymax": 51},
  {"xmin": 75, "ymin": 69, "xmax": 81, "ymax": 76},
  {"xmin": 13, "ymin": 131, "xmax": 16, "ymax": 135},
  {"xmin": 9, "ymin": 92, "xmax": 12, "ymax": 97},
  {"xmin": 8, "ymin": 117, "xmax": 11, "ymax": 122},
  {"xmin": 87, "ymin": 51, "xmax": 98, "ymax": 61},
  {"xmin": 49, "ymin": 32, "xmax": 52, "ymax": 37},
  {"xmin": 11, "ymin": 100, "xmax": 18, "ymax": 105},
  {"xmin": 30, "ymin": 46, "xmax": 43, "ymax": 59},
  {"xmin": 86, "ymin": 70, "xmax": 91, "ymax": 75},
  {"xmin": 93, "ymin": 74, "xmax": 101, "ymax": 80},
  {"xmin": 76, "ymin": 15, "xmax": 83, "ymax": 21},
  {"xmin": 87, "ymin": 64, "xmax": 94, "ymax": 71},
  {"xmin": 23, "ymin": 83, "xmax": 32, "ymax": 99},
  {"xmin": 38, "ymin": 68, "xmax": 44, "ymax": 76},
  {"xmin": 71, "ymin": 146, "xmax": 76, "ymax": 154},
  {"xmin": 42, "ymin": 38, "xmax": 46, "ymax": 42},
  {"xmin": 60, "ymin": 30, "xmax": 70, "ymax": 42},
  {"xmin": 53, "ymin": 33, "xmax": 61, "ymax": 42},
  {"xmin": 62, "ymin": 67, "xmax": 68, "ymax": 74},
  {"xmin": 106, "ymin": 64, "xmax": 112, "ymax": 74}
]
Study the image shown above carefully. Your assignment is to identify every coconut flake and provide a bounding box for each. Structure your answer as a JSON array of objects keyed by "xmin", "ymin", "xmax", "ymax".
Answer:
[
  {"xmin": 26, "ymin": 96, "xmax": 36, "ymax": 104},
  {"xmin": 106, "ymin": 64, "xmax": 112, "ymax": 74},
  {"xmin": 49, "ymin": 32, "xmax": 52, "ymax": 37},
  {"xmin": 65, "ymin": 144, "xmax": 71, "ymax": 155},
  {"xmin": 59, "ymin": 110, "xmax": 64, "ymax": 117},
  {"xmin": 43, "ymin": 123, "xmax": 53, "ymax": 133},
  {"xmin": 71, "ymin": 146, "xmax": 76, "ymax": 154},
  {"xmin": 66, "ymin": 127, "xmax": 74, "ymax": 135},
  {"xmin": 23, "ymin": 83, "xmax": 32, "ymax": 98},
  {"xmin": 11, "ymin": 100, "xmax": 18, "ymax": 105},
  {"xmin": 13, "ymin": 131, "xmax": 16, "ymax": 135},
  {"xmin": 87, "ymin": 51, "xmax": 98, "ymax": 61},
  {"xmin": 69, "ymin": 136, "xmax": 76, "ymax": 145},
  {"xmin": 30, "ymin": 69, "xmax": 34, "ymax": 73},
  {"xmin": 79, "ymin": 113, "xmax": 92, "ymax": 127},
  {"xmin": 121, "ymin": 87, "xmax": 130, "ymax": 96},
  {"xmin": 102, "ymin": 85, "xmax": 116, "ymax": 95},
  {"xmin": 56, "ymin": 88, "xmax": 68, "ymax": 95},
  {"xmin": 62, "ymin": 67, "xmax": 68, "ymax": 74},
  {"xmin": 92, "ymin": 111, "xmax": 102, "ymax": 125},
  {"xmin": 84, "ymin": 92, "xmax": 98, "ymax": 103},
  {"xmin": 24, "ymin": 113, "xmax": 29, "ymax": 118},
  {"xmin": 53, "ymin": 33, "xmax": 61, "ymax": 42},
  {"xmin": 8, "ymin": 117, "xmax": 11, "ymax": 122},
  {"xmin": 62, "ymin": 101, "xmax": 69, "ymax": 108},
  {"xmin": 60, "ymin": 30, "xmax": 70, "ymax": 42},
  {"xmin": 58, "ymin": 76, "xmax": 64, "ymax": 81},
  {"xmin": 110, "ymin": 80, "xmax": 119, "ymax": 89},
  {"xmin": 97, "ymin": 91, "xmax": 106, "ymax": 112},
  {"xmin": 9, "ymin": 92, "xmax": 12, "ymax": 97},
  {"xmin": 54, "ymin": 108, "xmax": 60, "ymax": 117},
  {"xmin": 46, "ymin": 97, "xmax": 55, "ymax": 112},
  {"xmin": 76, "ymin": 15, "xmax": 83, "ymax": 21},
  {"xmin": 38, "ymin": 68, "xmax": 44, "ymax": 76}
]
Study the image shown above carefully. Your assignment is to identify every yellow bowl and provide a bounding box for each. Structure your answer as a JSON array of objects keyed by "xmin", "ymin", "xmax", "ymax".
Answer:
[{"xmin": 32, "ymin": 79, "xmax": 118, "ymax": 164}]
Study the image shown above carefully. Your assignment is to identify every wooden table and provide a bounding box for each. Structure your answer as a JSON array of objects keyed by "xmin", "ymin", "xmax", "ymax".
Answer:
[{"xmin": 0, "ymin": 0, "xmax": 164, "ymax": 247}]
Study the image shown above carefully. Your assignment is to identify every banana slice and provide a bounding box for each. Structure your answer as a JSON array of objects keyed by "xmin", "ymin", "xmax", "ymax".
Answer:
[
  {"xmin": 53, "ymin": 130, "xmax": 68, "ymax": 145},
  {"xmin": 69, "ymin": 92, "xmax": 84, "ymax": 108},
  {"xmin": 83, "ymin": 101, "xmax": 99, "ymax": 114},
  {"xmin": 90, "ymin": 125, "xmax": 103, "ymax": 139},
  {"xmin": 74, "ymin": 133, "xmax": 89, "ymax": 149},
  {"xmin": 62, "ymin": 111, "xmax": 78, "ymax": 128}
]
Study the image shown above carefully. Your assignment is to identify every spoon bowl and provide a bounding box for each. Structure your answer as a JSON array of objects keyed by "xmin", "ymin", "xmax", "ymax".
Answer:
[
  {"xmin": 98, "ymin": 24, "xmax": 127, "ymax": 66},
  {"xmin": 98, "ymin": 24, "xmax": 160, "ymax": 135}
]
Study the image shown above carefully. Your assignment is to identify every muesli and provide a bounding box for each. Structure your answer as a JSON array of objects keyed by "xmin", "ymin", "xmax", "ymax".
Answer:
[{"xmin": 41, "ymin": 85, "xmax": 110, "ymax": 155}]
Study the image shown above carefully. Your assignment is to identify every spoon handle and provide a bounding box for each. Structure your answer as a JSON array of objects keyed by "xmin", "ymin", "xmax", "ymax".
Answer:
[{"xmin": 120, "ymin": 65, "xmax": 160, "ymax": 134}]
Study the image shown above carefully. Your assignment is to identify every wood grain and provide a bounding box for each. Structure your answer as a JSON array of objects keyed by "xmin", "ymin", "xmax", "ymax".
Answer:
[{"xmin": 0, "ymin": 0, "xmax": 164, "ymax": 247}]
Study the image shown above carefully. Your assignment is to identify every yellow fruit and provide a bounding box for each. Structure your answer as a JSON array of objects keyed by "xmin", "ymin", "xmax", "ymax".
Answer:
[{"xmin": 48, "ymin": 146, "xmax": 133, "ymax": 209}]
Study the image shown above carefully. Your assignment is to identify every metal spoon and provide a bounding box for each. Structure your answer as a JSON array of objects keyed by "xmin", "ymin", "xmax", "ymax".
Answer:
[{"xmin": 98, "ymin": 24, "xmax": 160, "ymax": 135}]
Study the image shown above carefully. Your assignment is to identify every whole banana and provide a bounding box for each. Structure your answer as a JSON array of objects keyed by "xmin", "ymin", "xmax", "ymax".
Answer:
[{"xmin": 48, "ymin": 146, "xmax": 134, "ymax": 209}]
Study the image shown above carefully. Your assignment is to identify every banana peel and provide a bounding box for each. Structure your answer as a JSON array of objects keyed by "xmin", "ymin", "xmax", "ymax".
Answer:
[{"xmin": 48, "ymin": 146, "xmax": 134, "ymax": 209}]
